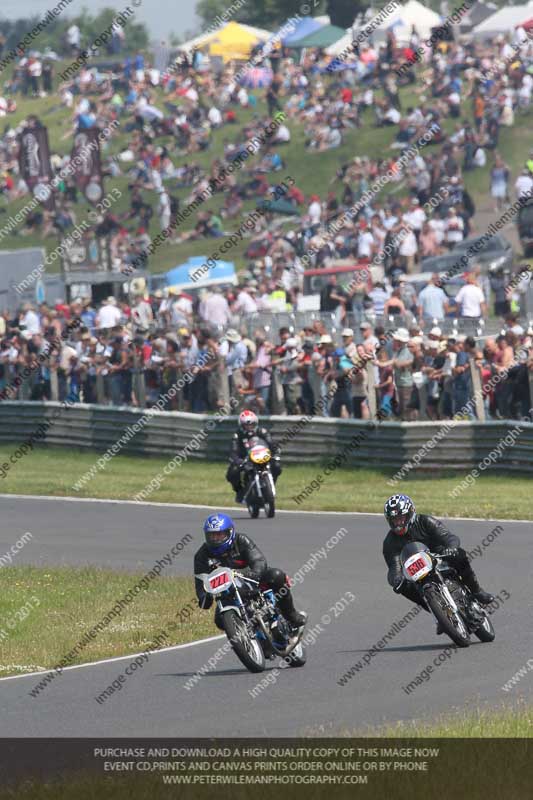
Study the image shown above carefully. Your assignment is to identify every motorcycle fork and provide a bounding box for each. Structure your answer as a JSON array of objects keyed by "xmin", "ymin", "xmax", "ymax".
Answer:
[{"xmin": 426, "ymin": 573, "xmax": 459, "ymax": 614}]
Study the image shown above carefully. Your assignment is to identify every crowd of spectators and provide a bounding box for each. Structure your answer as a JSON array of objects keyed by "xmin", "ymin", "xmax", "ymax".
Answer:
[
  {"xmin": 2, "ymin": 294, "xmax": 532, "ymax": 422},
  {"xmin": 1, "ymin": 18, "xmax": 533, "ymax": 422},
  {"xmin": 1, "ymin": 20, "xmax": 533, "ymax": 275}
]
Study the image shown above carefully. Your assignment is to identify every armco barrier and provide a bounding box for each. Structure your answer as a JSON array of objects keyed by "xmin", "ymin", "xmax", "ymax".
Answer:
[{"xmin": 0, "ymin": 401, "xmax": 533, "ymax": 473}]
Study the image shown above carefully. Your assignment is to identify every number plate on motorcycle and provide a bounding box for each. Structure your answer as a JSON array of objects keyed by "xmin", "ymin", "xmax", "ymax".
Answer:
[
  {"xmin": 402, "ymin": 552, "xmax": 432, "ymax": 582},
  {"xmin": 204, "ymin": 567, "xmax": 233, "ymax": 595},
  {"xmin": 249, "ymin": 445, "xmax": 271, "ymax": 464}
]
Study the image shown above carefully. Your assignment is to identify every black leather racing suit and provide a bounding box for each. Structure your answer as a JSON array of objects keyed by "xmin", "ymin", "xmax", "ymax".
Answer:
[
  {"xmin": 226, "ymin": 427, "xmax": 281, "ymax": 493},
  {"xmin": 194, "ymin": 532, "xmax": 298, "ymax": 628},
  {"xmin": 383, "ymin": 514, "xmax": 483, "ymax": 608}
]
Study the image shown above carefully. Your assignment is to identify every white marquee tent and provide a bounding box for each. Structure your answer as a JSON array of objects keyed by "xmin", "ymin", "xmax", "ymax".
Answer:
[
  {"xmin": 327, "ymin": 0, "xmax": 441, "ymax": 55},
  {"xmin": 472, "ymin": 3, "xmax": 533, "ymax": 37},
  {"xmin": 365, "ymin": 0, "xmax": 441, "ymax": 45}
]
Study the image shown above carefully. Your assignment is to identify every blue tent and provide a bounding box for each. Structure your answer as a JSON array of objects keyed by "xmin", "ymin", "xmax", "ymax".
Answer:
[
  {"xmin": 165, "ymin": 257, "xmax": 237, "ymax": 291},
  {"xmin": 281, "ymin": 16, "xmax": 324, "ymax": 46}
]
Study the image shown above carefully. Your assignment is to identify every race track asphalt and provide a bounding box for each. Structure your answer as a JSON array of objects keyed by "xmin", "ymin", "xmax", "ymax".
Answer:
[{"xmin": 0, "ymin": 495, "xmax": 531, "ymax": 737}]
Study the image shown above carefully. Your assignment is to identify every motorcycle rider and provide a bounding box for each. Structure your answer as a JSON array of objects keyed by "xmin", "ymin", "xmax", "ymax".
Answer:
[
  {"xmin": 226, "ymin": 409, "xmax": 281, "ymax": 503},
  {"xmin": 383, "ymin": 494, "xmax": 494, "ymax": 631},
  {"xmin": 194, "ymin": 513, "xmax": 307, "ymax": 631}
]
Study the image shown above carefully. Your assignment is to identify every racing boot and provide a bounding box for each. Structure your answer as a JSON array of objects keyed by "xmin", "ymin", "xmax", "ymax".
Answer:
[
  {"xmin": 277, "ymin": 592, "xmax": 307, "ymax": 631},
  {"xmin": 462, "ymin": 567, "xmax": 494, "ymax": 607},
  {"xmin": 472, "ymin": 590, "xmax": 494, "ymax": 606},
  {"xmin": 233, "ymin": 482, "xmax": 245, "ymax": 504}
]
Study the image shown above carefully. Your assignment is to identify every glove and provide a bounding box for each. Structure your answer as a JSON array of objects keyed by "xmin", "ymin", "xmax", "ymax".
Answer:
[
  {"xmin": 392, "ymin": 577, "xmax": 404, "ymax": 593},
  {"xmin": 198, "ymin": 595, "xmax": 213, "ymax": 610},
  {"xmin": 441, "ymin": 548, "xmax": 459, "ymax": 558}
]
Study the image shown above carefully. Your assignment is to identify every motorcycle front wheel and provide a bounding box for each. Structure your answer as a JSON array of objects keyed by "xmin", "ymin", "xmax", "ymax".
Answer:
[
  {"xmin": 245, "ymin": 480, "xmax": 260, "ymax": 518},
  {"xmin": 221, "ymin": 610, "xmax": 265, "ymax": 673},
  {"xmin": 261, "ymin": 475, "xmax": 275, "ymax": 518},
  {"xmin": 425, "ymin": 586, "xmax": 470, "ymax": 648},
  {"xmin": 247, "ymin": 500, "xmax": 260, "ymax": 519}
]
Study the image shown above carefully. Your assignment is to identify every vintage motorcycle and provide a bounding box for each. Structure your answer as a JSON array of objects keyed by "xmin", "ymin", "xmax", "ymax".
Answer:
[
  {"xmin": 241, "ymin": 437, "xmax": 277, "ymax": 519},
  {"xmin": 400, "ymin": 541, "xmax": 495, "ymax": 648},
  {"xmin": 198, "ymin": 566, "xmax": 306, "ymax": 673}
]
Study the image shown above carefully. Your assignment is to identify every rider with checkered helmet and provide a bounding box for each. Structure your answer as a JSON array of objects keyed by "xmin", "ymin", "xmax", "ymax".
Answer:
[{"xmin": 383, "ymin": 494, "xmax": 493, "ymax": 624}]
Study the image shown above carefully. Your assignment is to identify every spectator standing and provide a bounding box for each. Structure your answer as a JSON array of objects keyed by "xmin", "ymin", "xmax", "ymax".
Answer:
[
  {"xmin": 455, "ymin": 273, "xmax": 487, "ymax": 320},
  {"xmin": 391, "ymin": 328, "xmax": 414, "ymax": 420}
]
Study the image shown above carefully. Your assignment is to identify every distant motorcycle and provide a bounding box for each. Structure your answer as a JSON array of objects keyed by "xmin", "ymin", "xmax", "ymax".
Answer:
[
  {"xmin": 198, "ymin": 566, "xmax": 306, "ymax": 673},
  {"xmin": 241, "ymin": 436, "xmax": 277, "ymax": 519},
  {"xmin": 400, "ymin": 541, "xmax": 495, "ymax": 648}
]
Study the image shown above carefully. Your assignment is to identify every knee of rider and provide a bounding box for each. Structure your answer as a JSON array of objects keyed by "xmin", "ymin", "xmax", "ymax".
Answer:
[{"xmin": 266, "ymin": 567, "xmax": 286, "ymax": 590}]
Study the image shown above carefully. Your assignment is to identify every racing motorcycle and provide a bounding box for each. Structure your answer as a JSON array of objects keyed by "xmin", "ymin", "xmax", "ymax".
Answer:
[
  {"xmin": 242, "ymin": 436, "xmax": 277, "ymax": 519},
  {"xmin": 199, "ymin": 566, "xmax": 306, "ymax": 673},
  {"xmin": 400, "ymin": 541, "xmax": 495, "ymax": 648}
]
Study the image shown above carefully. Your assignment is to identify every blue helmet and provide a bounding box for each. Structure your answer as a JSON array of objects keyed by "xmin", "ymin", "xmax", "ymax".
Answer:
[{"xmin": 203, "ymin": 513, "xmax": 236, "ymax": 556}]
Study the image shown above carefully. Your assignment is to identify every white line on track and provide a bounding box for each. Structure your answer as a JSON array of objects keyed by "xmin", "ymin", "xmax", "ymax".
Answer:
[
  {"xmin": 0, "ymin": 633, "xmax": 226, "ymax": 683},
  {"xmin": 0, "ymin": 493, "xmax": 530, "ymax": 524}
]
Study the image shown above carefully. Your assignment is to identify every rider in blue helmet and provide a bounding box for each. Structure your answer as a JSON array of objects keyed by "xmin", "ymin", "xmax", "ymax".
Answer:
[
  {"xmin": 194, "ymin": 512, "xmax": 307, "ymax": 630},
  {"xmin": 202, "ymin": 512, "xmax": 236, "ymax": 557}
]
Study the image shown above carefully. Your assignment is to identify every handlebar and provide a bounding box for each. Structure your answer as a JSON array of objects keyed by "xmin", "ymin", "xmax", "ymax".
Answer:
[{"xmin": 233, "ymin": 571, "xmax": 260, "ymax": 585}]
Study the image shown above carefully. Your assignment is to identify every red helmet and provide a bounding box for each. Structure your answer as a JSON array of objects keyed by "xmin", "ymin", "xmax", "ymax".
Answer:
[{"xmin": 239, "ymin": 409, "xmax": 258, "ymax": 435}]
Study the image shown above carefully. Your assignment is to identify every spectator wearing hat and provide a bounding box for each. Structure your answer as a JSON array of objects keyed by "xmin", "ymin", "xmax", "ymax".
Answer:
[
  {"xmin": 274, "ymin": 336, "xmax": 302, "ymax": 415},
  {"xmin": 391, "ymin": 328, "xmax": 414, "ymax": 420},
  {"xmin": 314, "ymin": 334, "xmax": 335, "ymax": 415},
  {"xmin": 223, "ymin": 329, "xmax": 247, "ymax": 403},
  {"xmin": 350, "ymin": 343, "xmax": 370, "ymax": 420},
  {"xmin": 96, "ymin": 297, "xmax": 122, "ymax": 329},
  {"xmin": 360, "ymin": 321, "xmax": 379, "ymax": 351},
  {"xmin": 330, "ymin": 345, "xmax": 356, "ymax": 418},
  {"xmin": 341, "ymin": 328, "xmax": 356, "ymax": 359}
]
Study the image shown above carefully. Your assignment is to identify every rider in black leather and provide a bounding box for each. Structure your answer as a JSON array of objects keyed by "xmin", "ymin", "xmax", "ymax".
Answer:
[
  {"xmin": 383, "ymin": 495, "xmax": 494, "ymax": 617},
  {"xmin": 226, "ymin": 410, "xmax": 281, "ymax": 502},
  {"xmin": 194, "ymin": 514, "xmax": 306, "ymax": 630}
]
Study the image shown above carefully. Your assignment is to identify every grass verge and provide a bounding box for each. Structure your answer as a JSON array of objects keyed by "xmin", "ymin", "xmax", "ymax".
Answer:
[
  {"xmin": 0, "ymin": 446, "xmax": 531, "ymax": 520},
  {"xmin": 0, "ymin": 566, "xmax": 216, "ymax": 678},
  {"xmin": 358, "ymin": 703, "xmax": 533, "ymax": 737}
]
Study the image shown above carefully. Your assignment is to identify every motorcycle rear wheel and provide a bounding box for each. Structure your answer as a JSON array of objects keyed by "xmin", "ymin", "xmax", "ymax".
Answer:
[
  {"xmin": 425, "ymin": 587, "xmax": 470, "ymax": 648},
  {"xmin": 286, "ymin": 642, "xmax": 306, "ymax": 668},
  {"xmin": 474, "ymin": 612, "xmax": 495, "ymax": 642},
  {"xmin": 221, "ymin": 610, "xmax": 265, "ymax": 673}
]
